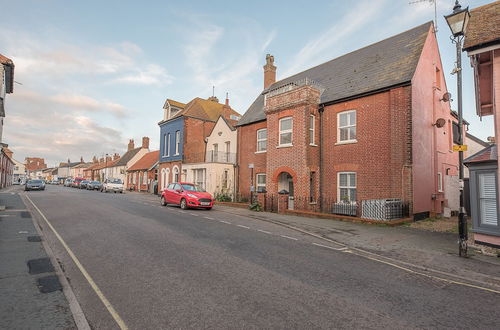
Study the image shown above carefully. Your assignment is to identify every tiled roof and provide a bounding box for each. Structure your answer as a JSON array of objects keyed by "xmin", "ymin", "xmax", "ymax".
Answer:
[
  {"xmin": 166, "ymin": 99, "xmax": 186, "ymax": 109},
  {"xmin": 0, "ymin": 54, "xmax": 13, "ymax": 65},
  {"xmin": 92, "ymin": 158, "xmax": 121, "ymax": 170},
  {"xmin": 0, "ymin": 53, "xmax": 14, "ymax": 97},
  {"xmin": 238, "ymin": 22, "xmax": 432, "ymax": 126},
  {"xmin": 464, "ymin": 144, "xmax": 497, "ymax": 164},
  {"xmin": 167, "ymin": 97, "xmax": 241, "ymax": 123},
  {"xmin": 463, "ymin": 2, "xmax": 500, "ymax": 51},
  {"xmin": 114, "ymin": 148, "xmax": 142, "ymax": 166},
  {"xmin": 127, "ymin": 150, "xmax": 160, "ymax": 171}
]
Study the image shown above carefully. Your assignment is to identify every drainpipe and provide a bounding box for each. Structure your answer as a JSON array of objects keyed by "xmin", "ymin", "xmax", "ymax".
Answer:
[{"xmin": 318, "ymin": 104, "xmax": 325, "ymax": 212}]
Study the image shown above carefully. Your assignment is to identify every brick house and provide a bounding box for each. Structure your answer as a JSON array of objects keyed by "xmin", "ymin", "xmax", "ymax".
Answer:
[
  {"xmin": 237, "ymin": 22, "xmax": 463, "ymax": 219},
  {"xmin": 108, "ymin": 138, "xmax": 149, "ymax": 187},
  {"xmin": 158, "ymin": 96, "xmax": 241, "ymax": 193},
  {"xmin": 0, "ymin": 53, "xmax": 14, "ymax": 145},
  {"xmin": 25, "ymin": 157, "xmax": 47, "ymax": 178},
  {"xmin": 463, "ymin": 2, "xmax": 500, "ymax": 248},
  {"xmin": 126, "ymin": 150, "xmax": 159, "ymax": 193}
]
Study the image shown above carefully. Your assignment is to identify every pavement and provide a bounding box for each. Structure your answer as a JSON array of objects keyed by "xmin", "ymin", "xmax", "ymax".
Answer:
[
  {"xmin": 11, "ymin": 184, "xmax": 499, "ymax": 329},
  {"xmin": 0, "ymin": 189, "xmax": 76, "ymax": 329}
]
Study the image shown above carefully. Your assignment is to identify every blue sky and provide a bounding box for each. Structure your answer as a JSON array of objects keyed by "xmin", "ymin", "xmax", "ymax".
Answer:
[{"xmin": 1, "ymin": 0, "xmax": 494, "ymax": 166}]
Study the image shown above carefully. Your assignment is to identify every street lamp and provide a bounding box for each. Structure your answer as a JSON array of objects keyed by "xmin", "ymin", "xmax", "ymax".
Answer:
[
  {"xmin": 105, "ymin": 153, "xmax": 108, "ymax": 182},
  {"xmin": 444, "ymin": 0, "xmax": 470, "ymax": 257}
]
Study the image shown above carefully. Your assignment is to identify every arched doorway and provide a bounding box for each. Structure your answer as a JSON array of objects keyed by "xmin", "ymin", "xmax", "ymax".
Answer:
[
  {"xmin": 173, "ymin": 166, "xmax": 180, "ymax": 182},
  {"xmin": 278, "ymin": 172, "xmax": 294, "ymax": 209}
]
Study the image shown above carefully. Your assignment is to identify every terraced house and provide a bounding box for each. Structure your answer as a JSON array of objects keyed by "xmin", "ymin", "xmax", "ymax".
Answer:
[
  {"xmin": 158, "ymin": 96, "xmax": 240, "ymax": 192},
  {"xmin": 237, "ymin": 22, "xmax": 465, "ymax": 220}
]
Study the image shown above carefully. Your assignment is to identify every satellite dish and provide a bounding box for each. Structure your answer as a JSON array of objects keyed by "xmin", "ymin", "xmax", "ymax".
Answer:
[
  {"xmin": 434, "ymin": 118, "xmax": 446, "ymax": 128},
  {"xmin": 440, "ymin": 92, "xmax": 451, "ymax": 102}
]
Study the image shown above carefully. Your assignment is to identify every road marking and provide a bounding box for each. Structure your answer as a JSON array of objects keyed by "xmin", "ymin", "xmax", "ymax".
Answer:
[
  {"xmin": 25, "ymin": 195, "xmax": 129, "ymax": 330},
  {"xmin": 280, "ymin": 235, "xmax": 298, "ymax": 240},
  {"xmin": 312, "ymin": 242, "xmax": 348, "ymax": 251},
  {"xmin": 257, "ymin": 229, "xmax": 272, "ymax": 235},
  {"xmin": 204, "ymin": 217, "xmax": 215, "ymax": 220},
  {"xmin": 237, "ymin": 225, "xmax": 250, "ymax": 229},
  {"xmin": 189, "ymin": 213, "xmax": 198, "ymax": 217},
  {"xmin": 219, "ymin": 220, "xmax": 231, "ymax": 224}
]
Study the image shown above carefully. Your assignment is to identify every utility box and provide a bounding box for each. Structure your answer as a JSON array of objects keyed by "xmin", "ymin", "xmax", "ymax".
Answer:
[{"xmin": 361, "ymin": 199, "xmax": 403, "ymax": 221}]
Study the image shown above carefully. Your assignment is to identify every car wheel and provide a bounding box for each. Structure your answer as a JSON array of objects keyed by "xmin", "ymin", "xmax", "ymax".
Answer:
[
  {"xmin": 205, "ymin": 207, "xmax": 212, "ymax": 210},
  {"xmin": 180, "ymin": 199, "xmax": 188, "ymax": 210},
  {"xmin": 161, "ymin": 196, "xmax": 167, "ymax": 206},
  {"xmin": 120, "ymin": 191, "xmax": 123, "ymax": 194}
]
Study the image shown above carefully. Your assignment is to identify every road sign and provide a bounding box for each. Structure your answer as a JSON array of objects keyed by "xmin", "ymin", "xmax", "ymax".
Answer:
[
  {"xmin": 248, "ymin": 163, "xmax": 254, "ymax": 169},
  {"xmin": 453, "ymin": 145, "xmax": 468, "ymax": 152}
]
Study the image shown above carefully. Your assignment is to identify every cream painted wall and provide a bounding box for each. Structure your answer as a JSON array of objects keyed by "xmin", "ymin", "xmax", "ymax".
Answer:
[
  {"xmin": 205, "ymin": 117, "xmax": 237, "ymax": 163},
  {"xmin": 183, "ymin": 163, "xmax": 235, "ymax": 197}
]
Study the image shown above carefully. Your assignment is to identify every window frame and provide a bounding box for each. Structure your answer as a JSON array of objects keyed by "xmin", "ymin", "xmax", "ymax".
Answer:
[
  {"xmin": 337, "ymin": 110, "xmax": 357, "ymax": 144},
  {"xmin": 256, "ymin": 173, "xmax": 266, "ymax": 192},
  {"xmin": 174, "ymin": 131, "xmax": 180, "ymax": 155},
  {"xmin": 256, "ymin": 128, "xmax": 267, "ymax": 153},
  {"xmin": 337, "ymin": 172, "xmax": 357, "ymax": 203},
  {"xmin": 437, "ymin": 172, "xmax": 443, "ymax": 192},
  {"xmin": 278, "ymin": 117, "xmax": 293, "ymax": 147},
  {"xmin": 167, "ymin": 133, "xmax": 171, "ymax": 156},
  {"xmin": 309, "ymin": 114, "xmax": 316, "ymax": 146}
]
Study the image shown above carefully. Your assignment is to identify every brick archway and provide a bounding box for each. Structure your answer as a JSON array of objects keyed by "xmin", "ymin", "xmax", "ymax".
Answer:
[{"xmin": 271, "ymin": 166, "xmax": 297, "ymax": 183}]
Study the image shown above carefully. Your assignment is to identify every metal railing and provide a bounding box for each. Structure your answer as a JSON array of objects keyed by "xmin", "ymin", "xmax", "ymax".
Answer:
[{"xmin": 264, "ymin": 77, "xmax": 325, "ymax": 98}]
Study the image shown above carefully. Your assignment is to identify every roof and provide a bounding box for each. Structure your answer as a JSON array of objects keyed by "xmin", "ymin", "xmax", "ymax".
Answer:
[
  {"xmin": 59, "ymin": 161, "xmax": 83, "ymax": 168},
  {"xmin": 114, "ymin": 147, "xmax": 142, "ymax": 166},
  {"xmin": 0, "ymin": 54, "xmax": 14, "ymax": 94},
  {"xmin": 160, "ymin": 97, "xmax": 241, "ymax": 125},
  {"xmin": 92, "ymin": 158, "xmax": 121, "ymax": 170},
  {"xmin": 127, "ymin": 150, "xmax": 160, "ymax": 171},
  {"xmin": 238, "ymin": 22, "xmax": 432, "ymax": 126},
  {"xmin": 72, "ymin": 162, "xmax": 93, "ymax": 169},
  {"xmin": 463, "ymin": 2, "xmax": 500, "ymax": 52},
  {"xmin": 466, "ymin": 132, "xmax": 490, "ymax": 148},
  {"xmin": 166, "ymin": 99, "xmax": 186, "ymax": 109},
  {"xmin": 464, "ymin": 144, "xmax": 497, "ymax": 165}
]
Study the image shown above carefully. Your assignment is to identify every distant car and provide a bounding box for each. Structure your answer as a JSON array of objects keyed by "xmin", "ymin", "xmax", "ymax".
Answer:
[
  {"xmin": 50, "ymin": 180, "xmax": 59, "ymax": 185},
  {"xmin": 101, "ymin": 178, "xmax": 124, "ymax": 193},
  {"xmin": 79, "ymin": 180, "xmax": 90, "ymax": 189},
  {"xmin": 86, "ymin": 181, "xmax": 102, "ymax": 190},
  {"xmin": 64, "ymin": 179, "xmax": 73, "ymax": 187},
  {"xmin": 160, "ymin": 182, "xmax": 213, "ymax": 210},
  {"xmin": 72, "ymin": 177, "xmax": 84, "ymax": 188},
  {"xmin": 25, "ymin": 179, "xmax": 45, "ymax": 191}
]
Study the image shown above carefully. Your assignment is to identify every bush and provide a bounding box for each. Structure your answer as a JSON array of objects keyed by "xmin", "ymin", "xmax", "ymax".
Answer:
[
  {"xmin": 249, "ymin": 201, "xmax": 262, "ymax": 212},
  {"xmin": 215, "ymin": 193, "xmax": 232, "ymax": 202}
]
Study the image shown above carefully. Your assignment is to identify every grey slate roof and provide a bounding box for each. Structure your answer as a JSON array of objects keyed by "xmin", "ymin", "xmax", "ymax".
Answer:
[
  {"xmin": 238, "ymin": 22, "xmax": 432, "ymax": 126},
  {"xmin": 115, "ymin": 148, "xmax": 142, "ymax": 166}
]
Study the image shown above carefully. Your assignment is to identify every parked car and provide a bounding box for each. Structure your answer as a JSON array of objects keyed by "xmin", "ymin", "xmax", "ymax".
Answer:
[
  {"xmin": 160, "ymin": 182, "xmax": 213, "ymax": 210},
  {"xmin": 50, "ymin": 180, "xmax": 59, "ymax": 185},
  {"xmin": 25, "ymin": 179, "xmax": 45, "ymax": 191},
  {"xmin": 79, "ymin": 180, "xmax": 90, "ymax": 189},
  {"xmin": 64, "ymin": 179, "xmax": 73, "ymax": 187},
  {"xmin": 101, "ymin": 178, "xmax": 124, "ymax": 193},
  {"xmin": 87, "ymin": 181, "xmax": 102, "ymax": 190},
  {"xmin": 72, "ymin": 177, "xmax": 84, "ymax": 188}
]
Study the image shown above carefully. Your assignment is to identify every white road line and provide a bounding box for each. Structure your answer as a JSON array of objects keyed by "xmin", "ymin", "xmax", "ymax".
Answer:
[
  {"xmin": 205, "ymin": 217, "xmax": 215, "ymax": 220},
  {"xmin": 312, "ymin": 242, "xmax": 348, "ymax": 251},
  {"xmin": 280, "ymin": 235, "xmax": 298, "ymax": 240},
  {"xmin": 237, "ymin": 225, "xmax": 250, "ymax": 229},
  {"xmin": 219, "ymin": 220, "xmax": 231, "ymax": 224},
  {"xmin": 25, "ymin": 195, "xmax": 129, "ymax": 330},
  {"xmin": 257, "ymin": 229, "xmax": 272, "ymax": 235},
  {"xmin": 189, "ymin": 213, "xmax": 198, "ymax": 217}
]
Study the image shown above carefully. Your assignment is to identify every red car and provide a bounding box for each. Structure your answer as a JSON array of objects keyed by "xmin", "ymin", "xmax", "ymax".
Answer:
[
  {"xmin": 72, "ymin": 177, "xmax": 85, "ymax": 188},
  {"xmin": 161, "ymin": 182, "xmax": 213, "ymax": 210}
]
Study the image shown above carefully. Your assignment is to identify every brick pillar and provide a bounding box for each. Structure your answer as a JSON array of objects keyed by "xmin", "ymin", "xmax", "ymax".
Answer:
[
  {"xmin": 257, "ymin": 192, "xmax": 266, "ymax": 211},
  {"xmin": 278, "ymin": 193, "xmax": 289, "ymax": 213}
]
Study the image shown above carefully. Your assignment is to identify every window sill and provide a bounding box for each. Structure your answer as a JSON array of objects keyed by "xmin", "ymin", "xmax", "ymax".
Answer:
[
  {"xmin": 309, "ymin": 144, "xmax": 318, "ymax": 147},
  {"xmin": 276, "ymin": 144, "xmax": 293, "ymax": 149},
  {"xmin": 335, "ymin": 140, "xmax": 357, "ymax": 146},
  {"xmin": 255, "ymin": 150, "xmax": 267, "ymax": 154},
  {"xmin": 309, "ymin": 201, "xmax": 317, "ymax": 205}
]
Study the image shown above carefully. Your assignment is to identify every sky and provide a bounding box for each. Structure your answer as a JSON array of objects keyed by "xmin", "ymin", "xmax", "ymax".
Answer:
[{"xmin": 1, "ymin": 0, "xmax": 495, "ymax": 166}]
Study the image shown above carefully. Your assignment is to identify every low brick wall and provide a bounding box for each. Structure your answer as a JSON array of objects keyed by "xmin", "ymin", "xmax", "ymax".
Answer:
[
  {"xmin": 215, "ymin": 201, "xmax": 249, "ymax": 209},
  {"xmin": 283, "ymin": 209, "xmax": 412, "ymax": 227}
]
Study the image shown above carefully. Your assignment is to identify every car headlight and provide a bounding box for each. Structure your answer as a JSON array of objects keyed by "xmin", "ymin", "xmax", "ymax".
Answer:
[{"xmin": 187, "ymin": 193, "xmax": 197, "ymax": 198}]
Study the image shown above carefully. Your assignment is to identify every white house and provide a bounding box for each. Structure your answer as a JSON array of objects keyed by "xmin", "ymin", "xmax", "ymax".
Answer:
[
  {"xmin": 12, "ymin": 158, "xmax": 26, "ymax": 184},
  {"xmin": 108, "ymin": 137, "xmax": 150, "ymax": 187}
]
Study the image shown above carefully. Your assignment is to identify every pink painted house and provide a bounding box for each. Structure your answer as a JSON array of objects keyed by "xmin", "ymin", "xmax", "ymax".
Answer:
[{"xmin": 463, "ymin": 2, "xmax": 500, "ymax": 248}]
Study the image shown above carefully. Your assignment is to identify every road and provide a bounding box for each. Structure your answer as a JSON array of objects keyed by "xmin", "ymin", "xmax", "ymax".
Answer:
[{"xmin": 21, "ymin": 185, "xmax": 499, "ymax": 329}]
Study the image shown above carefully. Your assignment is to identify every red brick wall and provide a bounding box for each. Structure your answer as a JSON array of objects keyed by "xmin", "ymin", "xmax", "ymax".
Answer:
[
  {"xmin": 158, "ymin": 161, "xmax": 182, "ymax": 192},
  {"xmin": 321, "ymin": 87, "xmax": 412, "ymax": 209},
  {"xmin": 183, "ymin": 117, "xmax": 216, "ymax": 163}
]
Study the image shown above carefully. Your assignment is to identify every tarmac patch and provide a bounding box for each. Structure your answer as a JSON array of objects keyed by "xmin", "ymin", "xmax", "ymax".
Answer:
[
  {"xmin": 37, "ymin": 275, "xmax": 62, "ymax": 293},
  {"xmin": 27, "ymin": 235, "xmax": 42, "ymax": 242},
  {"xmin": 21, "ymin": 211, "xmax": 32, "ymax": 218},
  {"xmin": 27, "ymin": 258, "xmax": 54, "ymax": 274}
]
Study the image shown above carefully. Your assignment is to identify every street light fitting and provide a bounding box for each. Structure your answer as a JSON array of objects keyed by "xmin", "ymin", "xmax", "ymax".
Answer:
[{"xmin": 444, "ymin": 0, "xmax": 470, "ymax": 37}]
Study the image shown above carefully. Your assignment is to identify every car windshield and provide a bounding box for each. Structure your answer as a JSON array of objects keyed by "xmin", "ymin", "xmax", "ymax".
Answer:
[
  {"xmin": 29, "ymin": 180, "xmax": 43, "ymax": 184},
  {"xmin": 110, "ymin": 179, "xmax": 122, "ymax": 184},
  {"xmin": 82, "ymin": 180, "xmax": 89, "ymax": 183},
  {"xmin": 92, "ymin": 181, "xmax": 100, "ymax": 184},
  {"xmin": 181, "ymin": 184, "xmax": 205, "ymax": 192}
]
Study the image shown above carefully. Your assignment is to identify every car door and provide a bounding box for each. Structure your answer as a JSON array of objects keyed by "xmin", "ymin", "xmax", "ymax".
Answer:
[
  {"xmin": 164, "ymin": 183, "xmax": 175, "ymax": 203},
  {"xmin": 172, "ymin": 183, "xmax": 182, "ymax": 204}
]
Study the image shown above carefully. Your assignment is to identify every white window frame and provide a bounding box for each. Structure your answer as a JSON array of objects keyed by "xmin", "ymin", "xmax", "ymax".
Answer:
[
  {"xmin": 167, "ymin": 133, "xmax": 171, "ymax": 156},
  {"xmin": 256, "ymin": 128, "xmax": 267, "ymax": 153},
  {"xmin": 175, "ymin": 131, "xmax": 180, "ymax": 155},
  {"xmin": 143, "ymin": 172, "xmax": 147, "ymax": 185},
  {"xmin": 437, "ymin": 172, "xmax": 443, "ymax": 192},
  {"xmin": 309, "ymin": 114, "xmax": 316, "ymax": 146},
  {"xmin": 337, "ymin": 110, "xmax": 357, "ymax": 144},
  {"xmin": 337, "ymin": 172, "xmax": 357, "ymax": 203},
  {"xmin": 256, "ymin": 173, "xmax": 266, "ymax": 192},
  {"xmin": 278, "ymin": 117, "xmax": 293, "ymax": 147}
]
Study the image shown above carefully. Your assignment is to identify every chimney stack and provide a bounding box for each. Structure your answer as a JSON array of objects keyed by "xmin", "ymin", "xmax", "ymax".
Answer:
[
  {"xmin": 106, "ymin": 155, "xmax": 112, "ymax": 162},
  {"xmin": 99, "ymin": 157, "xmax": 104, "ymax": 163},
  {"xmin": 113, "ymin": 153, "xmax": 120, "ymax": 160},
  {"xmin": 225, "ymin": 92, "xmax": 229, "ymax": 106},
  {"xmin": 80, "ymin": 156, "xmax": 84, "ymax": 163},
  {"xmin": 142, "ymin": 136, "xmax": 150, "ymax": 149},
  {"xmin": 67, "ymin": 158, "xmax": 70, "ymax": 164},
  {"xmin": 93, "ymin": 156, "xmax": 98, "ymax": 163},
  {"xmin": 263, "ymin": 54, "xmax": 276, "ymax": 89},
  {"xmin": 128, "ymin": 139, "xmax": 135, "ymax": 151}
]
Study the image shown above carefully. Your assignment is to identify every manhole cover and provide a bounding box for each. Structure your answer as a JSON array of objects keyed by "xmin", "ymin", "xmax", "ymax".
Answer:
[
  {"xmin": 27, "ymin": 235, "xmax": 42, "ymax": 242},
  {"xmin": 37, "ymin": 275, "xmax": 62, "ymax": 293},
  {"xmin": 27, "ymin": 258, "xmax": 54, "ymax": 274},
  {"xmin": 21, "ymin": 211, "xmax": 31, "ymax": 218}
]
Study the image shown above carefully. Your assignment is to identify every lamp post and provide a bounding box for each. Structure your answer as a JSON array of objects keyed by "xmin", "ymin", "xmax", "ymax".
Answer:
[
  {"xmin": 105, "ymin": 153, "xmax": 108, "ymax": 182},
  {"xmin": 444, "ymin": 0, "xmax": 470, "ymax": 257}
]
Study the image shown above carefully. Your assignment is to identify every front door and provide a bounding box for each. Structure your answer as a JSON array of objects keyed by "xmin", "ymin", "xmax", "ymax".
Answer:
[{"xmin": 288, "ymin": 176, "xmax": 294, "ymax": 210}]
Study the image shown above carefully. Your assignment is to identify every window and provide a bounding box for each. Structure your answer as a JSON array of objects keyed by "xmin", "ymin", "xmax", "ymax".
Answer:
[
  {"xmin": 173, "ymin": 166, "xmax": 179, "ymax": 182},
  {"xmin": 256, "ymin": 129, "xmax": 267, "ymax": 152},
  {"xmin": 167, "ymin": 183, "xmax": 175, "ymax": 190},
  {"xmin": 230, "ymin": 115, "xmax": 241, "ymax": 121},
  {"xmin": 225, "ymin": 141, "xmax": 230, "ymax": 162},
  {"xmin": 163, "ymin": 134, "xmax": 167, "ymax": 156},
  {"xmin": 256, "ymin": 173, "xmax": 266, "ymax": 192},
  {"xmin": 213, "ymin": 143, "xmax": 218, "ymax": 162},
  {"xmin": 338, "ymin": 110, "xmax": 356, "ymax": 143},
  {"xmin": 279, "ymin": 117, "xmax": 293, "ymax": 146},
  {"xmin": 193, "ymin": 169, "xmax": 206, "ymax": 190},
  {"xmin": 452, "ymin": 122, "xmax": 460, "ymax": 145},
  {"xmin": 310, "ymin": 171, "xmax": 316, "ymax": 202},
  {"xmin": 167, "ymin": 133, "xmax": 171, "ymax": 156},
  {"xmin": 478, "ymin": 172, "xmax": 498, "ymax": 226},
  {"xmin": 437, "ymin": 172, "xmax": 443, "ymax": 192},
  {"xmin": 338, "ymin": 172, "xmax": 356, "ymax": 202},
  {"xmin": 143, "ymin": 172, "xmax": 147, "ymax": 185},
  {"xmin": 309, "ymin": 115, "xmax": 315, "ymax": 145},
  {"xmin": 222, "ymin": 170, "xmax": 228, "ymax": 189},
  {"xmin": 175, "ymin": 131, "xmax": 180, "ymax": 155}
]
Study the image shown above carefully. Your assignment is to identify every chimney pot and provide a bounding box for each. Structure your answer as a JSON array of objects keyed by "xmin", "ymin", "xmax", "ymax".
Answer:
[
  {"xmin": 142, "ymin": 136, "xmax": 150, "ymax": 149},
  {"xmin": 128, "ymin": 139, "xmax": 135, "ymax": 151},
  {"xmin": 263, "ymin": 54, "xmax": 276, "ymax": 89}
]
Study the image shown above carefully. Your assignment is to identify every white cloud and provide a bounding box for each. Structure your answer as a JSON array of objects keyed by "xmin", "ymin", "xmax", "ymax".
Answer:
[{"xmin": 113, "ymin": 64, "xmax": 173, "ymax": 86}]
